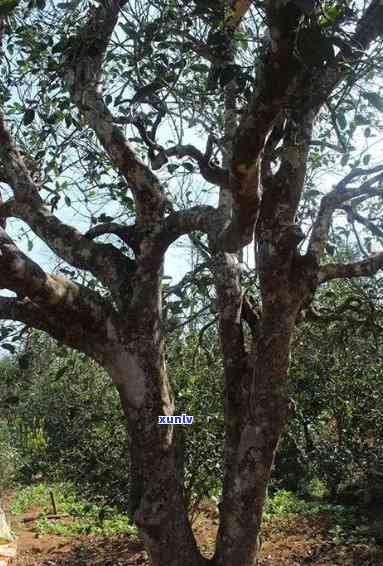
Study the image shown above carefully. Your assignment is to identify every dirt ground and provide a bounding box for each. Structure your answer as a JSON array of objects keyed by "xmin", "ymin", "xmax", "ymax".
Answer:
[{"xmin": 4, "ymin": 495, "xmax": 383, "ymax": 565}]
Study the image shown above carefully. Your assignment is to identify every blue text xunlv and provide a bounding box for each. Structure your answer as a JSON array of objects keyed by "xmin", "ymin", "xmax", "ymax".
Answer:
[{"xmin": 158, "ymin": 414, "xmax": 193, "ymax": 425}]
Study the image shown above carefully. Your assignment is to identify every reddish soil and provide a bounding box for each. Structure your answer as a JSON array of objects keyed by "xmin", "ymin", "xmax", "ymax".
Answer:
[{"xmin": 3, "ymin": 496, "xmax": 383, "ymax": 565}]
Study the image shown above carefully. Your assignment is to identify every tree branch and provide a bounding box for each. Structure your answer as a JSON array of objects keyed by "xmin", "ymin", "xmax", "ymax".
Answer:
[
  {"xmin": 341, "ymin": 204, "xmax": 383, "ymax": 240},
  {"xmin": 0, "ymin": 113, "xmax": 43, "ymax": 206},
  {"xmin": 0, "ymin": 114, "xmax": 134, "ymax": 295},
  {"xmin": 319, "ymin": 252, "xmax": 383, "ymax": 282},
  {"xmin": 241, "ymin": 293, "xmax": 260, "ymax": 336},
  {"xmin": 306, "ymin": 0, "xmax": 383, "ymax": 112},
  {"xmin": 225, "ymin": 0, "xmax": 252, "ymax": 33},
  {"xmin": 219, "ymin": 2, "xmax": 302, "ymax": 251},
  {"xmin": 165, "ymin": 144, "xmax": 229, "ymax": 187},
  {"xmin": 0, "ymin": 227, "xmax": 102, "ymax": 308},
  {"xmin": 307, "ymin": 167, "xmax": 383, "ymax": 262},
  {"xmin": 159, "ymin": 206, "xmax": 217, "ymax": 251},
  {"xmin": 86, "ymin": 222, "xmax": 141, "ymax": 255},
  {"xmin": 257, "ymin": 109, "xmax": 315, "ymax": 247},
  {"xmin": 0, "ymin": 226, "xmax": 119, "ymax": 356},
  {"xmin": 0, "ymin": 194, "xmax": 134, "ymax": 298},
  {"xmin": 0, "ymin": 293, "xmax": 116, "ymax": 363},
  {"xmin": 220, "ymin": 0, "xmax": 383, "ymax": 253},
  {"xmin": 63, "ymin": 0, "xmax": 165, "ymax": 226}
]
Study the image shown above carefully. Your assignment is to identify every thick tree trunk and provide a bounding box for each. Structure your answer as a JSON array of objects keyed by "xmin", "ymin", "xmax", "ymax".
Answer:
[
  {"xmin": 104, "ymin": 336, "xmax": 207, "ymax": 566},
  {"xmin": 214, "ymin": 304, "xmax": 298, "ymax": 566},
  {"xmin": 212, "ymin": 244, "xmax": 307, "ymax": 566}
]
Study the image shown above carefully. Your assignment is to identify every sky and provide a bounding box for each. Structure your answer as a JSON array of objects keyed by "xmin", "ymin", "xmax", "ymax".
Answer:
[{"xmin": 1, "ymin": 0, "xmax": 383, "ymax": 306}]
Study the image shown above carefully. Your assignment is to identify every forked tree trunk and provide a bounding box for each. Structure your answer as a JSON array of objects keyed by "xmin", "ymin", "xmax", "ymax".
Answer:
[
  {"xmin": 99, "ymin": 246, "xmax": 309, "ymax": 566},
  {"xmin": 211, "ymin": 247, "xmax": 308, "ymax": 566},
  {"xmin": 105, "ymin": 337, "xmax": 207, "ymax": 566}
]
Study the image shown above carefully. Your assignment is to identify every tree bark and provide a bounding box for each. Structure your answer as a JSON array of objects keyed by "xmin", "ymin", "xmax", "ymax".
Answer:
[
  {"xmin": 212, "ymin": 239, "xmax": 309, "ymax": 565},
  {"xmin": 214, "ymin": 301, "xmax": 300, "ymax": 566},
  {"xmin": 103, "ymin": 321, "xmax": 207, "ymax": 566}
]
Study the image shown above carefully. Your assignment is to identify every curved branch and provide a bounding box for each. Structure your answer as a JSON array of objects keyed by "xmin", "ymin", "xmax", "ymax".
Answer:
[
  {"xmin": 159, "ymin": 206, "xmax": 217, "ymax": 251},
  {"xmin": 0, "ymin": 227, "xmax": 120, "ymax": 358},
  {"xmin": 305, "ymin": 0, "xmax": 383, "ymax": 112},
  {"xmin": 319, "ymin": 252, "xmax": 383, "ymax": 282},
  {"xmin": 300, "ymin": 296, "xmax": 365, "ymax": 323},
  {"xmin": 341, "ymin": 205, "xmax": 383, "ymax": 240},
  {"xmin": 307, "ymin": 167, "xmax": 383, "ymax": 262},
  {"xmin": 166, "ymin": 144, "xmax": 229, "ymax": 187},
  {"xmin": 86, "ymin": 222, "xmax": 141, "ymax": 254},
  {"xmin": 0, "ymin": 117, "xmax": 134, "ymax": 295},
  {"xmin": 63, "ymin": 0, "xmax": 165, "ymax": 225},
  {"xmin": 164, "ymin": 261, "xmax": 209, "ymax": 300},
  {"xmin": 0, "ymin": 293, "xmax": 116, "ymax": 363},
  {"xmin": 0, "ymin": 197, "xmax": 135, "ymax": 296},
  {"xmin": 0, "ymin": 227, "xmax": 99, "ymax": 307}
]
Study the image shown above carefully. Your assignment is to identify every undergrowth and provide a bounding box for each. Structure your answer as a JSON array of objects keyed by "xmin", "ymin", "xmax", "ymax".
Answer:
[{"xmin": 11, "ymin": 482, "xmax": 138, "ymax": 538}]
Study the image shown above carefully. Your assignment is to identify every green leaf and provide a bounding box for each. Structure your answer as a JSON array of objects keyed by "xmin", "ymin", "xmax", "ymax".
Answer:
[
  {"xmin": 362, "ymin": 92, "xmax": 383, "ymax": 112},
  {"xmin": 337, "ymin": 112, "xmax": 347, "ymax": 130},
  {"xmin": 97, "ymin": 213, "xmax": 114, "ymax": 223},
  {"xmin": 35, "ymin": 150, "xmax": 45, "ymax": 161},
  {"xmin": 56, "ymin": 1, "xmax": 75, "ymax": 8},
  {"xmin": 233, "ymin": 31, "xmax": 249, "ymax": 49},
  {"xmin": 305, "ymin": 189, "xmax": 321, "ymax": 199},
  {"xmin": 340, "ymin": 154, "xmax": 349, "ymax": 167},
  {"xmin": 23, "ymin": 108, "xmax": 35, "ymax": 126},
  {"xmin": 54, "ymin": 366, "xmax": 68, "ymax": 380},
  {"xmin": 47, "ymin": 112, "xmax": 62, "ymax": 125},
  {"xmin": 64, "ymin": 196, "xmax": 71, "ymax": 207},
  {"xmin": 1, "ymin": 342, "xmax": 16, "ymax": 354},
  {"xmin": 190, "ymin": 64, "xmax": 210, "ymax": 73},
  {"xmin": 121, "ymin": 196, "xmax": 134, "ymax": 209},
  {"xmin": 65, "ymin": 114, "xmax": 72, "ymax": 128},
  {"xmin": 325, "ymin": 243, "xmax": 336, "ymax": 256},
  {"xmin": 52, "ymin": 39, "xmax": 66, "ymax": 54},
  {"xmin": 27, "ymin": 239, "xmax": 33, "ymax": 252},
  {"xmin": 0, "ymin": 0, "xmax": 18, "ymax": 15},
  {"xmin": 182, "ymin": 162, "xmax": 194, "ymax": 173},
  {"xmin": 167, "ymin": 163, "xmax": 179, "ymax": 174},
  {"xmin": 354, "ymin": 114, "xmax": 371, "ymax": 126}
]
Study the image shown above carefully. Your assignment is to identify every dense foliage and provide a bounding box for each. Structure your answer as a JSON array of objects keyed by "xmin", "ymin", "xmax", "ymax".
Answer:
[{"xmin": 2, "ymin": 275, "xmax": 383, "ymax": 510}]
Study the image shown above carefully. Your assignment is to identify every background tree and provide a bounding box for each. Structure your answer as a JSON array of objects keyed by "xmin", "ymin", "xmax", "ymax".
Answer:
[{"xmin": 1, "ymin": 1, "xmax": 383, "ymax": 565}]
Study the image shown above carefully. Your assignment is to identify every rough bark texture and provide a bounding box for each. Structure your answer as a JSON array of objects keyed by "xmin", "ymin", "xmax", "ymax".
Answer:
[
  {"xmin": 211, "ymin": 240, "xmax": 316, "ymax": 565},
  {"xmin": 107, "ymin": 347, "xmax": 205, "ymax": 566}
]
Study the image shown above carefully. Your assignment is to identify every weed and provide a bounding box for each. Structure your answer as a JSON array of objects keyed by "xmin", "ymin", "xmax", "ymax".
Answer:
[{"xmin": 11, "ymin": 482, "xmax": 138, "ymax": 539}]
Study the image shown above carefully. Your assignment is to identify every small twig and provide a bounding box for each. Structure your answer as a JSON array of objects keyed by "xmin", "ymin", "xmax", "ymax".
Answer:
[{"xmin": 49, "ymin": 490, "xmax": 57, "ymax": 516}]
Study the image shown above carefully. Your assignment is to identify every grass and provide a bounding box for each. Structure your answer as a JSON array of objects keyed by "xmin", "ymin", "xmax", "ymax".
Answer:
[
  {"xmin": 11, "ymin": 482, "xmax": 138, "ymax": 538},
  {"xmin": 265, "ymin": 489, "xmax": 351, "ymax": 517},
  {"xmin": 11, "ymin": 483, "xmax": 381, "ymax": 547},
  {"xmin": 264, "ymin": 489, "xmax": 380, "ymax": 546}
]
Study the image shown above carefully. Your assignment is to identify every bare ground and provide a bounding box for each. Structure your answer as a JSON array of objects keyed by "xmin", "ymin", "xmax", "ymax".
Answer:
[{"xmin": 4, "ymin": 494, "xmax": 383, "ymax": 565}]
